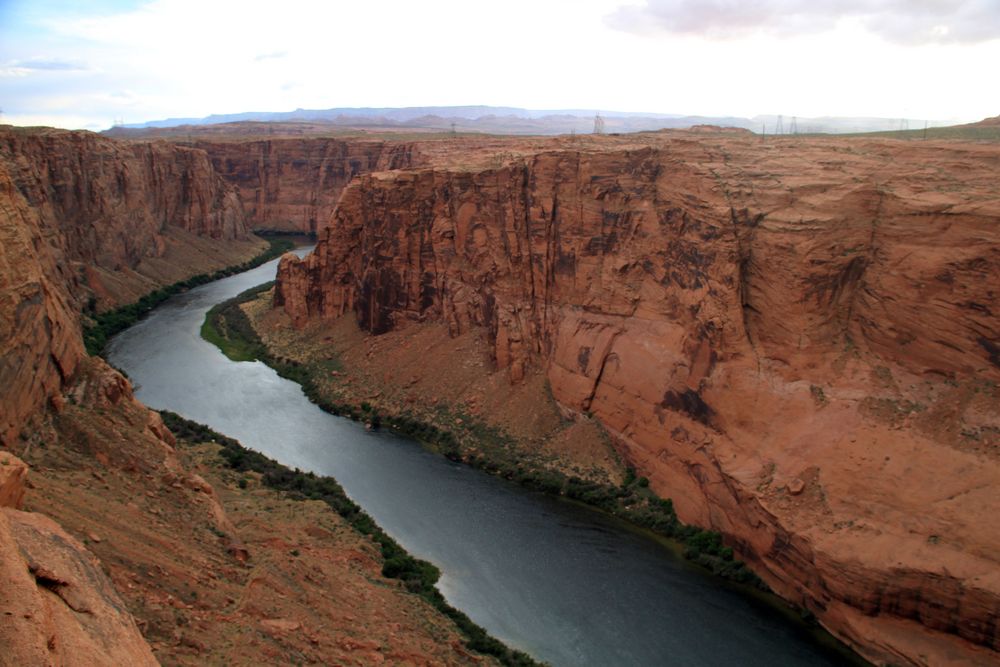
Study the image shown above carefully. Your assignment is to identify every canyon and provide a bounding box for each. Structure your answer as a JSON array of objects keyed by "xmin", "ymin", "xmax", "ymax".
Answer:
[
  {"xmin": 275, "ymin": 130, "xmax": 1000, "ymax": 665},
  {"xmin": 2, "ymin": 120, "xmax": 998, "ymax": 666},
  {"xmin": 0, "ymin": 125, "xmax": 263, "ymax": 448},
  {"xmin": 0, "ymin": 126, "xmax": 500, "ymax": 664}
]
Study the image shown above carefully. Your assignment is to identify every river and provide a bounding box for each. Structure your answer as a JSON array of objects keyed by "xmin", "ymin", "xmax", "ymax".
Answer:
[{"xmin": 107, "ymin": 249, "xmax": 857, "ymax": 666}]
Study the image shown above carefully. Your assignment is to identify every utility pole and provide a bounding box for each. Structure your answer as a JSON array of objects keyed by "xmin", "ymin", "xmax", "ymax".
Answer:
[
  {"xmin": 451, "ymin": 122, "xmax": 456, "ymax": 135},
  {"xmin": 923, "ymin": 120, "xmax": 929, "ymax": 140},
  {"xmin": 593, "ymin": 112, "xmax": 604, "ymax": 135}
]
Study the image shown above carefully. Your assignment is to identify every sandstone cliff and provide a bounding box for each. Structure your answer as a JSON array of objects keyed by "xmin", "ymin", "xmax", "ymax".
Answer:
[
  {"xmin": 0, "ymin": 126, "xmax": 259, "ymax": 311},
  {"xmin": 0, "ymin": 126, "xmax": 265, "ymax": 447},
  {"xmin": 0, "ymin": 160, "xmax": 84, "ymax": 447},
  {"xmin": 196, "ymin": 138, "xmax": 420, "ymax": 233},
  {"xmin": 276, "ymin": 133, "xmax": 1000, "ymax": 665}
]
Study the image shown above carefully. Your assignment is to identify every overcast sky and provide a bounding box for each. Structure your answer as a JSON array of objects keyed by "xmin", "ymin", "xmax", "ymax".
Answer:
[{"xmin": 1, "ymin": 0, "xmax": 997, "ymax": 130}]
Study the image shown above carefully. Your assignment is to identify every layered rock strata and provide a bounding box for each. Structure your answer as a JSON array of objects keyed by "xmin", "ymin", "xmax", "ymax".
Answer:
[
  {"xmin": 0, "ymin": 160, "xmax": 84, "ymax": 446},
  {"xmin": 276, "ymin": 133, "xmax": 1000, "ymax": 665},
  {"xmin": 196, "ymin": 138, "xmax": 420, "ymax": 233},
  {"xmin": 0, "ymin": 126, "xmax": 254, "ymax": 311}
]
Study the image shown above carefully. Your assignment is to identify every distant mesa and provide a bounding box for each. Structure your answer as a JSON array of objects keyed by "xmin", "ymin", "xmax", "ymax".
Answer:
[{"xmin": 104, "ymin": 105, "xmax": 958, "ymax": 137}]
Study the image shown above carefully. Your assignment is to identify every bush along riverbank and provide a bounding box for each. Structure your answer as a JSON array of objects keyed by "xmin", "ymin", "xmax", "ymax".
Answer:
[
  {"xmin": 203, "ymin": 282, "xmax": 768, "ymax": 591},
  {"xmin": 82, "ymin": 236, "xmax": 296, "ymax": 356},
  {"xmin": 159, "ymin": 411, "xmax": 541, "ymax": 667}
]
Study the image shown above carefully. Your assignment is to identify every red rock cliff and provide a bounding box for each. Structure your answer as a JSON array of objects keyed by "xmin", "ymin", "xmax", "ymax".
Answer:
[
  {"xmin": 197, "ymin": 138, "xmax": 420, "ymax": 233},
  {"xmin": 0, "ymin": 126, "xmax": 251, "ymax": 307},
  {"xmin": 276, "ymin": 134, "xmax": 1000, "ymax": 665},
  {"xmin": 0, "ymin": 160, "xmax": 84, "ymax": 447},
  {"xmin": 0, "ymin": 125, "xmax": 256, "ymax": 445}
]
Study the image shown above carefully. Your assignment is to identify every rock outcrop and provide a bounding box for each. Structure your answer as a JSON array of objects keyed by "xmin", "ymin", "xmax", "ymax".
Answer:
[
  {"xmin": 276, "ymin": 133, "xmax": 1000, "ymax": 665},
  {"xmin": 197, "ymin": 138, "xmax": 420, "ymax": 233},
  {"xmin": 1, "ymin": 439, "xmax": 157, "ymax": 666},
  {"xmin": 0, "ymin": 509, "xmax": 159, "ymax": 667},
  {"xmin": 0, "ymin": 453, "xmax": 29, "ymax": 509}
]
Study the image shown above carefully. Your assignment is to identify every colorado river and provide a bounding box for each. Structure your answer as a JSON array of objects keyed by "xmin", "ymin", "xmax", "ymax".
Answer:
[{"xmin": 108, "ymin": 250, "xmax": 858, "ymax": 666}]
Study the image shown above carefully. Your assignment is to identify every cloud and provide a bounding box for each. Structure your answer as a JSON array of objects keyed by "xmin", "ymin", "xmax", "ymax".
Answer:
[
  {"xmin": 9, "ymin": 57, "xmax": 88, "ymax": 71},
  {"xmin": 606, "ymin": 0, "xmax": 1000, "ymax": 44},
  {"xmin": 254, "ymin": 50, "xmax": 288, "ymax": 62},
  {"xmin": 0, "ymin": 57, "xmax": 89, "ymax": 77}
]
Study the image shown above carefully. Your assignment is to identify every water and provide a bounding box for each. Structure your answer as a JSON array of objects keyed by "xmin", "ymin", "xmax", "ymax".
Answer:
[{"xmin": 107, "ymin": 249, "xmax": 856, "ymax": 666}]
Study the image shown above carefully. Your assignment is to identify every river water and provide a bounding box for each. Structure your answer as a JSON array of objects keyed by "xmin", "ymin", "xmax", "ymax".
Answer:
[{"xmin": 107, "ymin": 250, "xmax": 856, "ymax": 666}]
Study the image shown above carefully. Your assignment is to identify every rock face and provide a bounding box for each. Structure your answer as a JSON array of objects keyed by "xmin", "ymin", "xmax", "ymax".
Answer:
[
  {"xmin": 0, "ymin": 509, "xmax": 159, "ymax": 667},
  {"xmin": 0, "ymin": 126, "xmax": 260, "ymax": 446},
  {"xmin": 276, "ymin": 133, "xmax": 1000, "ymax": 665},
  {"xmin": 197, "ymin": 138, "xmax": 419, "ymax": 233},
  {"xmin": 0, "ymin": 126, "xmax": 251, "ymax": 307},
  {"xmin": 0, "ymin": 160, "xmax": 84, "ymax": 447},
  {"xmin": 0, "ymin": 453, "xmax": 29, "ymax": 509}
]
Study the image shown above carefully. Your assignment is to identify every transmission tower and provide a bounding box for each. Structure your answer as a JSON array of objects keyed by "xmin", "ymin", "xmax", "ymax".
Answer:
[
  {"xmin": 451, "ymin": 122, "xmax": 457, "ymax": 135},
  {"xmin": 789, "ymin": 116, "xmax": 798, "ymax": 134},
  {"xmin": 774, "ymin": 115, "xmax": 784, "ymax": 135},
  {"xmin": 898, "ymin": 118, "xmax": 909, "ymax": 131},
  {"xmin": 593, "ymin": 112, "xmax": 605, "ymax": 135}
]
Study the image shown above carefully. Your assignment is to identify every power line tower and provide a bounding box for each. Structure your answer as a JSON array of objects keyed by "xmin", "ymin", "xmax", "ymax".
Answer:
[
  {"xmin": 898, "ymin": 118, "xmax": 909, "ymax": 131},
  {"xmin": 774, "ymin": 115, "xmax": 784, "ymax": 135},
  {"xmin": 593, "ymin": 112, "xmax": 605, "ymax": 135},
  {"xmin": 789, "ymin": 116, "xmax": 798, "ymax": 134},
  {"xmin": 112, "ymin": 116, "xmax": 124, "ymax": 127},
  {"xmin": 451, "ymin": 122, "xmax": 457, "ymax": 135}
]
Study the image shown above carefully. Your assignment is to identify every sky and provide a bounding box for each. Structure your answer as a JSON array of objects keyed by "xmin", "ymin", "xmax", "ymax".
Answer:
[{"xmin": 0, "ymin": 0, "xmax": 997, "ymax": 130}]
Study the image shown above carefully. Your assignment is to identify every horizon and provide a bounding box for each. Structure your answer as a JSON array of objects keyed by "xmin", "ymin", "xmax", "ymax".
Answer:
[{"xmin": 1, "ymin": 0, "xmax": 998, "ymax": 131}]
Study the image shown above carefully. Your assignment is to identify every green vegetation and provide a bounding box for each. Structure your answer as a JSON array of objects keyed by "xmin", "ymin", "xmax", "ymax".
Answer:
[
  {"xmin": 160, "ymin": 411, "xmax": 540, "ymax": 667},
  {"xmin": 82, "ymin": 237, "xmax": 295, "ymax": 356},
  {"xmin": 200, "ymin": 282, "xmax": 274, "ymax": 362},
  {"xmin": 200, "ymin": 283, "xmax": 766, "ymax": 590}
]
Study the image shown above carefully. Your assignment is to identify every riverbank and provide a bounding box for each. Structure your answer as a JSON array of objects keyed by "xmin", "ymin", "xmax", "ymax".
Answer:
[
  {"xmin": 17, "ymin": 354, "xmax": 520, "ymax": 665},
  {"xmin": 161, "ymin": 412, "xmax": 539, "ymax": 667},
  {"xmin": 211, "ymin": 282, "xmax": 772, "ymax": 591},
  {"xmin": 84, "ymin": 235, "xmax": 295, "ymax": 355},
  {"xmin": 210, "ymin": 283, "xmax": 873, "ymax": 664}
]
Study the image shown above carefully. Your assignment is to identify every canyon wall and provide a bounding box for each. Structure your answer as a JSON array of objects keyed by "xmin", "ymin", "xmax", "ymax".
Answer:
[
  {"xmin": 0, "ymin": 160, "xmax": 85, "ymax": 448},
  {"xmin": 0, "ymin": 125, "xmax": 259, "ymax": 445},
  {"xmin": 197, "ymin": 138, "xmax": 420, "ymax": 233},
  {"xmin": 276, "ymin": 135, "xmax": 1000, "ymax": 665},
  {"xmin": 0, "ymin": 126, "xmax": 256, "ymax": 310},
  {"xmin": 0, "ymin": 125, "xmax": 492, "ymax": 664}
]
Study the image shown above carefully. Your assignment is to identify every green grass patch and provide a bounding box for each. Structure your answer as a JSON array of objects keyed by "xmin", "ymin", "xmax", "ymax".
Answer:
[
  {"xmin": 83, "ymin": 236, "xmax": 295, "ymax": 356},
  {"xmin": 160, "ymin": 411, "xmax": 541, "ymax": 667},
  {"xmin": 200, "ymin": 282, "xmax": 274, "ymax": 362}
]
